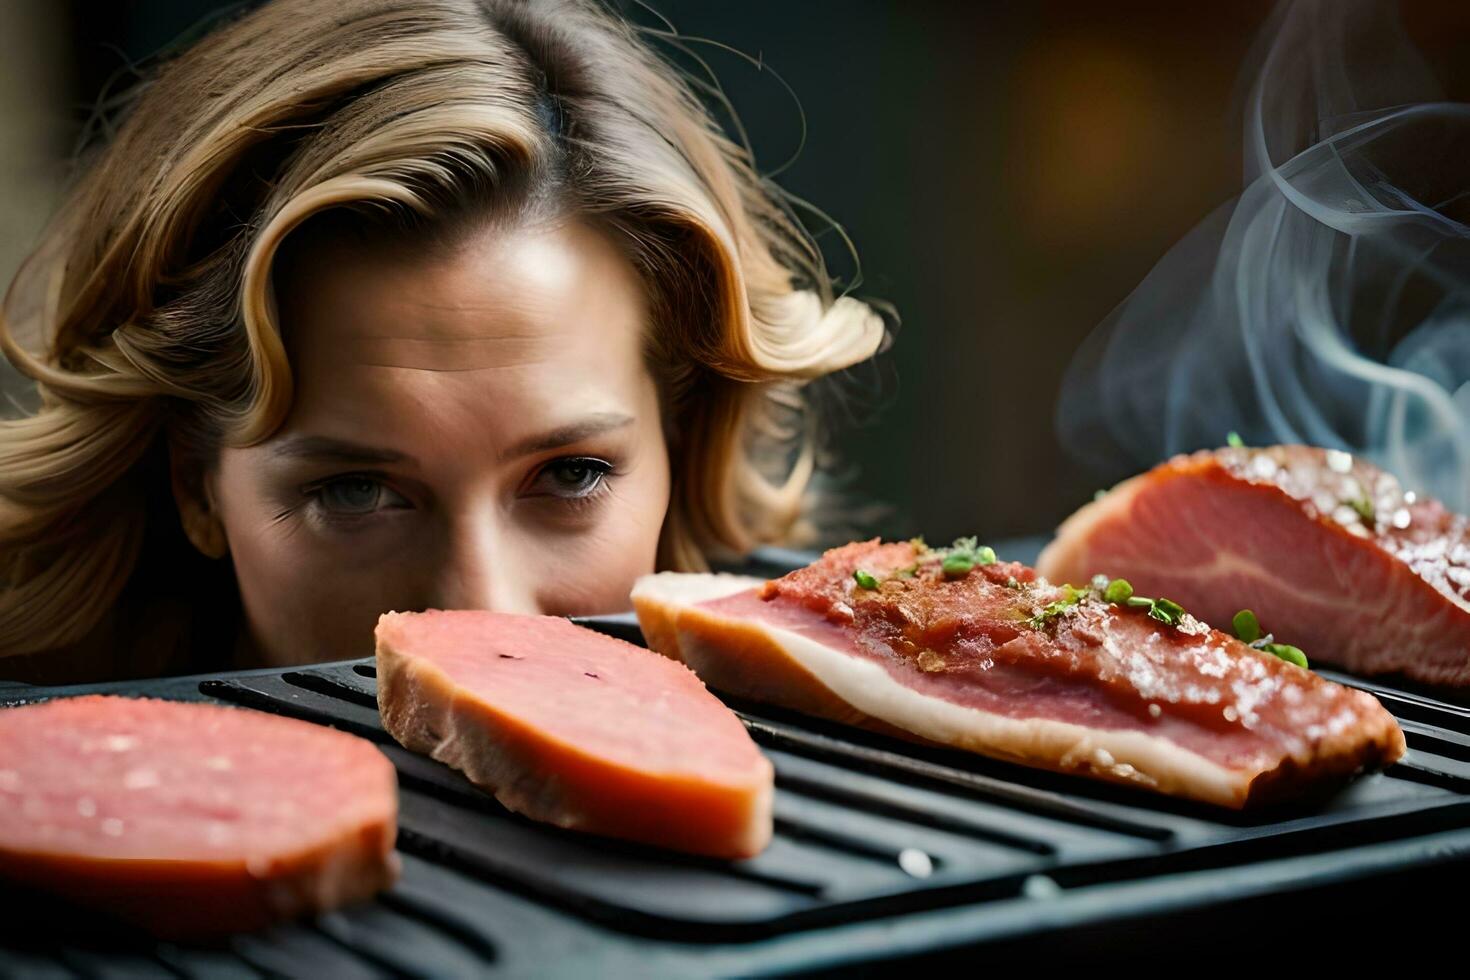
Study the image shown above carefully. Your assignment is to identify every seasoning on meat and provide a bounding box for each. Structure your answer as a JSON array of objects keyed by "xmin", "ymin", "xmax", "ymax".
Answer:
[
  {"xmin": 633, "ymin": 539, "xmax": 1404, "ymax": 808},
  {"xmin": 1039, "ymin": 444, "xmax": 1470, "ymax": 687}
]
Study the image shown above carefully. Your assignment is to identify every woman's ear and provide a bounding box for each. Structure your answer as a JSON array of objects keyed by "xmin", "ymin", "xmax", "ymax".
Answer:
[{"xmin": 168, "ymin": 442, "xmax": 229, "ymax": 560}]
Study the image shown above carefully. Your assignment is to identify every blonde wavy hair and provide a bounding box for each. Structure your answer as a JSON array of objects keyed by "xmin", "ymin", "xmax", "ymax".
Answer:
[{"xmin": 0, "ymin": 0, "xmax": 885, "ymax": 670}]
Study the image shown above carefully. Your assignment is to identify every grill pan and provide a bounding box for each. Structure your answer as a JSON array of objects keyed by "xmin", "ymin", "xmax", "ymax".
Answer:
[{"xmin": 3, "ymin": 543, "xmax": 1470, "ymax": 975}]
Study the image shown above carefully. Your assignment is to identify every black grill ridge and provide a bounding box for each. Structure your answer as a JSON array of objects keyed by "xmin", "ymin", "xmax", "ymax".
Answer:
[{"xmin": 5, "ymin": 617, "xmax": 1470, "ymax": 972}]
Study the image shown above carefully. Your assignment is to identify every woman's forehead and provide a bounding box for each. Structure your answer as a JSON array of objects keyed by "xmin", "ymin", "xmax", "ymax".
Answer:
[
  {"xmin": 270, "ymin": 217, "xmax": 657, "ymax": 458},
  {"xmin": 279, "ymin": 217, "xmax": 649, "ymax": 370}
]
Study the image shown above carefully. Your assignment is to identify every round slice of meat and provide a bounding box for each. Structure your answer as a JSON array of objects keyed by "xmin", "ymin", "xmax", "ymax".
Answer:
[{"xmin": 0, "ymin": 695, "xmax": 399, "ymax": 938}]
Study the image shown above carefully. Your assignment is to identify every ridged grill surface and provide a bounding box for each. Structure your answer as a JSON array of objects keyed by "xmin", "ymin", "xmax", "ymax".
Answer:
[{"xmin": 3, "ymin": 614, "xmax": 1469, "ymax": 977}]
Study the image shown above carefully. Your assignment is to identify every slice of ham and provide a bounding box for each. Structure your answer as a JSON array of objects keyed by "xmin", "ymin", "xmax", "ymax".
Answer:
[
  {"xmin": 1037, "ymin": 445, "xmax": 1470, "ymax": 687},
  {"xmin": 0, "ymin": 695, "xmax": 399, "ymax": 938},
  {"xmin": 632, "ymin": 540, "xmax": 1405, "ymax": 809},
  {"xmin": 375, "ymin": 610, "xmax": 774, "ymax": 859}
]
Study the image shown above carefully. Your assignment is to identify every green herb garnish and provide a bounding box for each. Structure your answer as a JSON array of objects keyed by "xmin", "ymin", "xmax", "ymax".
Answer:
[
  {"xmin": 1029, "ymin": 585, "xmax": 1087, "ymax": 628},
  {"xmin": 926, "ymin": 536, "xmax": 997, "ymax": 578},
  {"xmin": 854, "ymin": 536, "xmax": 998, "ymax": 589},
  {"xmin": 1106, "ymin": 580, "xmax": 1187, "ymax": 627},
  {"xmin": 1262, "ymin": 643, "xmax": 1308, "ymax": 668},
  {"xmin": 1227, "ymin": 431, "xmax": 1245, "ymax": 448},
  {"xmin": 1147, "ymin": 597, "xmax": 1185, "ymax": 626},
  {"xmin": 941, "ymin": 554, "xmax": 973, "ymax": 577},
  {"xmin": 1232, "ymin": 609, "xmax": 1261, "ymax": 643},
  {"xmin": 1030, "ymin": 576, "xmax": 1189, "ymax": 631},
  {"xmin": 1347, "ymin": 495, "xmax": 1375, "ymax": 524},
  {"xmin": 1231, "ymin": 608, "xmax": 1309, "ymax": 668}
]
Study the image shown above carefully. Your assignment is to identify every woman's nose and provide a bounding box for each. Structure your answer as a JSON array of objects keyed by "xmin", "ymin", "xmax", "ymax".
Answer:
[{"xmin": 431, "ymin": 517, "xmax": 538, "ymax": 614}]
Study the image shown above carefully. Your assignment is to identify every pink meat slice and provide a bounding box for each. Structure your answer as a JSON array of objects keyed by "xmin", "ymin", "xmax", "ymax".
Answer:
[
  {"xmin": 1038, "ymin": 445, "xmax": 1470, "ymax": 687},
  {"xmin": 0, "ymin": 695, "xmax": 399, "ymax": 938},
  {"xmin": 634, "ymin": 540, "xmax": 1405, "ymax": 808},
  {"xmin": 375, "ymin": 611, "xmax": 774, "ymax": 859}
]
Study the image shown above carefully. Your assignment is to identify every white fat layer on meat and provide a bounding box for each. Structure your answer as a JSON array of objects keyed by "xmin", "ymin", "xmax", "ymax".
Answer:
[
  {"xmin": 631, "ymin": 572, "xmax": 765, "ymax": 607},
  {"xmin": 633, "ymin": 571, "xmax": 1248, "ymax": 808}
]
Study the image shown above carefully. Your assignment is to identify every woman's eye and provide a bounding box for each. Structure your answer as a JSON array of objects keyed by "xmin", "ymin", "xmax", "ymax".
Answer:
[
  {"xmin": 527, "ymin": 457, "xmax": 612, "ymax": 500},
  {"xmin": 313, "ymin": 476, "xmax": 409, "ymax": 515}
]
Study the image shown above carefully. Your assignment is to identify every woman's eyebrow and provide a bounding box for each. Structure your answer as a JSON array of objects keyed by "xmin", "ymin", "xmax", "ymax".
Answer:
[
  {"xmin": 268, "ymin": 436, "xmax": 414, "ymax": 466},
  {"xmin": 499, "ymin": 412, "xmax": 635, "ymax": 462}
]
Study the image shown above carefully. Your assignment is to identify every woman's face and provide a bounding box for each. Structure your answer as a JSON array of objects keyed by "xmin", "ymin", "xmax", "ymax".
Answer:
[{"xmin": 204, "ymin": 218, "xmax": 672, "ymax": 667}]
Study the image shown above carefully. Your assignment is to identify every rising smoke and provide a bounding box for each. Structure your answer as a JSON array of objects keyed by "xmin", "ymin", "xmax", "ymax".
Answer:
[{"xmin": 1057, "ymin": 0, "xmax": 1470, "ymax": 510}]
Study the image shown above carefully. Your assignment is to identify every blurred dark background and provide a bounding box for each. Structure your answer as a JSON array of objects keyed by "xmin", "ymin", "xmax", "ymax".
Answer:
[{"xmin": 4, "ymin": 0, "xmax": 1470, "ymax": 545}]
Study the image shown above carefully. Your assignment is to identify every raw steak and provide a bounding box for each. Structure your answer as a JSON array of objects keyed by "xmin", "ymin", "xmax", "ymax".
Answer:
[
  {"xmin": 375, "ymin": 610, "xmax": 774, "ymax": 859},
  {"xmin": 633, "ymin": 539, "xmax": 1404, "ymax": 808},
  {"xmin": 0, "ymin": 695, "xmax": 399, "ymax": 938},
  {"xmin": 1038, "ymin": 445, "xmax": 1470, "ymax": 687}
]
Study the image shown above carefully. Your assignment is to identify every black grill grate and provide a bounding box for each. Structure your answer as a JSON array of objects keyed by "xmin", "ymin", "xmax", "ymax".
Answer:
[{"xmin": 4, "ymin": 615, "xmax": 1470, "ymax": 976}]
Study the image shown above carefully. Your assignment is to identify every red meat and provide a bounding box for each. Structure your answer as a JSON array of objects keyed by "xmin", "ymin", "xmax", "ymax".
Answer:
[
  {"xmin": 0, "ymin": 695, "xmax": 399, "ymax": 938},
  {"xmin": 375, "ymin": 610, "xmax": 774, "ymax": 859},
  {"xmin": 635, "ymin": 539, "xmax": 1404, "ymax": 808},
  {"xmin": 1039, "ymin": 445, "xmax": 1470, "ymax": 687}
]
